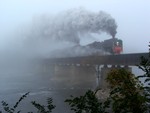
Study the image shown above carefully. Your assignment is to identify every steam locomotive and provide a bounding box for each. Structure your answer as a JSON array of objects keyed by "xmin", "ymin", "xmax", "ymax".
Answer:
[{"xmin": 87, "ymin": 38, "xmax": 123, "ymax": 54}]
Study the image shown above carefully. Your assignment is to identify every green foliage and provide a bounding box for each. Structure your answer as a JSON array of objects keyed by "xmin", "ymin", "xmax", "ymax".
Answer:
[
  {"xmin": 106, "ymin": 69, "xmax": 148, "ymax": 113},
  {"xmin": 138, "ymin": 55, "xmax": 150, "ymax": 82},
  {"xmin": 65, "ymin": 90, "xmax": 110, "ymax": 113},
  {"xmin": 0, "ymin": 92, "xmax": 29, "ymax": 113},
  {"xmin": 0, "ymin": 93, "xmax": 55, "ymax": 113},
  {"xmin": 137, "ymin": 52, "xmax": 150, "ymax": 112},
  {"xmin": 31, "ymin": 97, "xmax": 55, "ymax": 113}
]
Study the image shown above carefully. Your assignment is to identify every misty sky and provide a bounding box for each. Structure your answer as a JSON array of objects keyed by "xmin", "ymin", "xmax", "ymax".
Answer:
[{"xmin": 0, "ymin": 0, "xmax": 150, "ymax": 53}]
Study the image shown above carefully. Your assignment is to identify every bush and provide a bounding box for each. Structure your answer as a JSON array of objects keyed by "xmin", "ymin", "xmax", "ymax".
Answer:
[
  {"xmin": 106, "ymin": 69, "xmax": 148, "ymax": 113},
  {"xmin": 65, "ymin": 90, "xmax": 110, "ymax": 113}
]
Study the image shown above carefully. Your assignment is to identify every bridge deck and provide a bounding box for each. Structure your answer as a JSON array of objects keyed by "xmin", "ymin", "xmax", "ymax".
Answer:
[{"xmin": 44, "ymin": 53, "xmax": 149, "ymax": 66}]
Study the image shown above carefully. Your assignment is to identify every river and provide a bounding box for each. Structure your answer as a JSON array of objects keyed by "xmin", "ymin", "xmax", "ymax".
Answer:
[{"xmin": 0, "ymin": 58, "xmax": 144, "ymax": 113}]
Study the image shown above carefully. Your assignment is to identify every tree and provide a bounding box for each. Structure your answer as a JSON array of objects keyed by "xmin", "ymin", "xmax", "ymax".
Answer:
[
  {"xmin": 0, "ymin": 92, "xmax": 29, "ymax": 113},
  {"xmin": 137, "ymin": 51, "xmax": 150, "ymax": 112},
  {"xmin": 65, "ymin": 90, "xmax": 110, "ymax": 113},
  {"xmin": 106, "ymin": 68, "xmax": 148, "ymax": 113},
  {"xmin": 0, "ymin": 92, "xmax": 55, "ymax": 113}
]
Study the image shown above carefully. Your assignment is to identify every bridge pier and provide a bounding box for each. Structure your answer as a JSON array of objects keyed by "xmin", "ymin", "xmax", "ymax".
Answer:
[{"xmin": 51, "ymin": 64, "xmax": 97, "ymax": 89}]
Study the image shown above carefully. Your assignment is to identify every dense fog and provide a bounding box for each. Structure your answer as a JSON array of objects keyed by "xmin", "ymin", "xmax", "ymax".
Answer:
[{"xmin": 0, "ymin": 1, "xmax": 149, "ymax": 112}]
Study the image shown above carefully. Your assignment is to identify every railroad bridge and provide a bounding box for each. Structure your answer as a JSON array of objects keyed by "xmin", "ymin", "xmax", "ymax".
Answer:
[
  {"xmin": 41, "ymin": 52, "xmax": 149, "ymax": 90},
  {"xmin": 44, "ymin": 52, "xmax": 148, "ymax": 65}
]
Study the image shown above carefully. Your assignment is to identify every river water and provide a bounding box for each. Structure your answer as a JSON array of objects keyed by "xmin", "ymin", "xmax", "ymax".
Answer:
[
  {"xmin": 0, "ymin": 59, "xmax": 95, "ymax": 113},
  {"xmin": 0, "ymin": 57, "xmax": 144, "ymax": 113}
]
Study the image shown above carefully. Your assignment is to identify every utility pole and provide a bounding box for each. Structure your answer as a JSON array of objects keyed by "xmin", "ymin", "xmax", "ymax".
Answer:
[{"xmin": 95, "ymin": 65, "xmax": 101, "ymax": 89}]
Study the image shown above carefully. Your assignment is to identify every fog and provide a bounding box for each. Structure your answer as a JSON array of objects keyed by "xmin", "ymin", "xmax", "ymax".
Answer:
[{"xmin": 0, "ymin": 0, "xmax": 149, "ymax": 112}]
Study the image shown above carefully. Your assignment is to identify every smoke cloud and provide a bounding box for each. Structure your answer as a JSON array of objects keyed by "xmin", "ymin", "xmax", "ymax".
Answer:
[{"xmin": 24, "ymin": 8, "xmax": 117, "ymax": 45}]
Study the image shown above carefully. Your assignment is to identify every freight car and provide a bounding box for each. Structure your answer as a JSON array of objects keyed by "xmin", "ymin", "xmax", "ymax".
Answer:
[{"xmin": 87, "ymin": 38, "xmax": 123, "ymax": 54}]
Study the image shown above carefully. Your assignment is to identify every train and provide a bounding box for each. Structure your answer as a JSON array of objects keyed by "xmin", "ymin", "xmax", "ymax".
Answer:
[{"xmin": 87, "ymin": 38, "xmax": 123, "ymax": 55}]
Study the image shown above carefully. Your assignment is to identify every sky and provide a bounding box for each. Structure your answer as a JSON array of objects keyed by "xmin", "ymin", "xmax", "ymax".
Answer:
[{"xmin": 0, "ymin": 0, "xmax": 150, "ymax": 53}]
